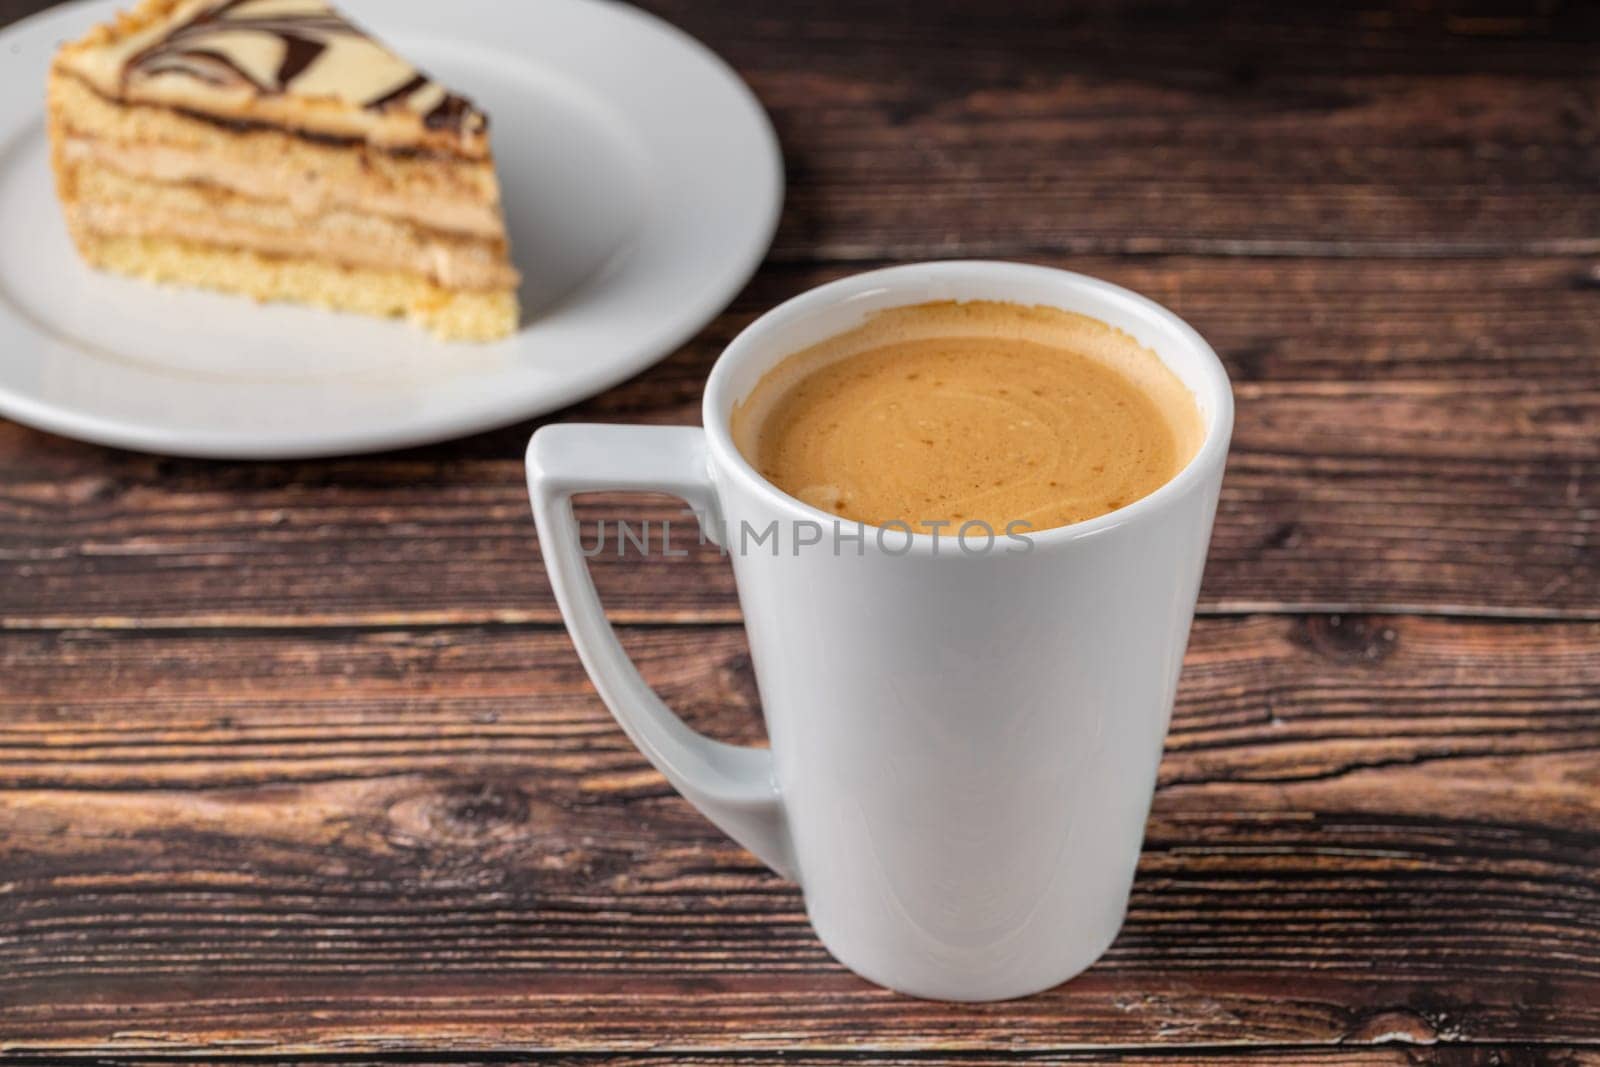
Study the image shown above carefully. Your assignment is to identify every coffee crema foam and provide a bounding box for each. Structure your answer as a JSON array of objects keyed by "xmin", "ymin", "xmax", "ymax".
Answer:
[{"xmin": 731, "ymin": 301, "xmax": 1205, "ymax": 535}]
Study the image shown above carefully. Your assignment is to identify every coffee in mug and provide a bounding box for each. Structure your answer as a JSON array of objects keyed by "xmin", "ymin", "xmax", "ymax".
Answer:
[
  {"xmin": 730, "ymin": 300, "xmax": 1204, "ymax": 535},
  {"xmin": 528, "ymin": 262, "xmax": 1234, "ymax": 1001}
]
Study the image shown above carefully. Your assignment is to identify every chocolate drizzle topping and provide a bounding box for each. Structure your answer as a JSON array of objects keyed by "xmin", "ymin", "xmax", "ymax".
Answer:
[
  {"xmin": 365, "ymin": 72, "xmax": 429, "ymax": 110},
  {"xmin": 275, "ymin": 32, "xmax": 325, "ymax": 85},
  {"xmin": 120, "ymin": 0, "xmax": 483, "ymax": 136}
]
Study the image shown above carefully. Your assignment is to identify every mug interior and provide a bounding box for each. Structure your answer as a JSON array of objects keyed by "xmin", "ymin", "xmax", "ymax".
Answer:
[{"xmin": 702, "ymin": 261, "xmax": 1234, "ymax": 542}]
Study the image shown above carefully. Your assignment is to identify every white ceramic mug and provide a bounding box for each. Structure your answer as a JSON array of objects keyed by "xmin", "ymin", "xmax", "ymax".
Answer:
[{"xmin": 526, "ymin": 261, "xmax": 1234, "ymax": 1001}]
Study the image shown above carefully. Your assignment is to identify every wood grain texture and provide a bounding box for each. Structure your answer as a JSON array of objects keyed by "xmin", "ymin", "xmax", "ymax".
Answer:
[
  {"xmin": 2, "ymin": 615, "xmax": 1599, "ymax": 1054},
  {"xmin": 3, "ymin": 257, "xmax": 1597, "ymax": 627},
  {"xmin": 3, "ymin": 1056, "xmax": 1595, "ymax": 1067},
  {"xmin": 4, "ymin": 0, "xmax": 1599, "ymax": 264},
  {"xmin": 0, "ymin": 0, "xmax": 47, "ymax": 24},
  {"xmin": 578, "ymin": 0, "xmax": 1599, "ymax": 259},
  {"xmin": 2, "ymin": 0, "xmax": 1597, "ymax": 1059}
]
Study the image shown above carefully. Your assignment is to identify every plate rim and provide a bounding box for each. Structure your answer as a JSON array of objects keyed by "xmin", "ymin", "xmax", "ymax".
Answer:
[{"xmin": 0, "ymin": 0, "xmax": 783, "ymax": 459}]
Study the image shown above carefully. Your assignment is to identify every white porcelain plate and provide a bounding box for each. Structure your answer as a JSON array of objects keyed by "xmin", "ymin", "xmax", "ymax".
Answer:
[{"xmin": 0, "ymin": 0, "xmax": 782, "ymax": 457}]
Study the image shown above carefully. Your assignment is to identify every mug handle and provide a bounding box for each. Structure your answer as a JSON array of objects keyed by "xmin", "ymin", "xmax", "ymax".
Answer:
[{"xmin": 527, "ymin": 424, "xmax": 796, "ymax": 880}]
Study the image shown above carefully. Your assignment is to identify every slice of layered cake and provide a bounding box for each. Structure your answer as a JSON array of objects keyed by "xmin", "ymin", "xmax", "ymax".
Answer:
[{"xmin": 48, "ymin": 0, "xmax": 520, "ymax": 341}]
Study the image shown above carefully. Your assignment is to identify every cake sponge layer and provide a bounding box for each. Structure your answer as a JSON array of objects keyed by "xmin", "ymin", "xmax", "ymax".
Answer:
[
  {"xmin": 64, "ymin": 162, "xmax": 518, "ymax": 291},
  {"xmin": 78, "ymin": 233, "xmax": 518, "ymax": 342},
  {"xmin": 50, "ymin": 71, "xmax": 505, "ymax": 238}
]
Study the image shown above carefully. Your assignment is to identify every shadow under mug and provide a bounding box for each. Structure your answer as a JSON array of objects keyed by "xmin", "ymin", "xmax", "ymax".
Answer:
[{"xmin": 527, "ymin": 261, "xmax": 1234, "ymax": 1001}]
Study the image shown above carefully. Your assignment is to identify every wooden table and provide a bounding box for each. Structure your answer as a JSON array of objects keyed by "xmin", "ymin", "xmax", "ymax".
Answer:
[{"xmin": 4, "ymin": 0, "xmax": 1598, "ymax": 1061}]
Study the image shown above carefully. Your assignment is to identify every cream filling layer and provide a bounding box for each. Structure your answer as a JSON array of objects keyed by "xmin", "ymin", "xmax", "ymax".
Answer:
[
  {"xmin": 60, "ymin": 135, "xmax": 504, "ymax": 240},
  {"xmin": 65, "ymin": 165, "xmax": 517, "ymax": 291},
  {"xmin": 49, "ymin": 71, "xmax": 505, "ymax": 238}
]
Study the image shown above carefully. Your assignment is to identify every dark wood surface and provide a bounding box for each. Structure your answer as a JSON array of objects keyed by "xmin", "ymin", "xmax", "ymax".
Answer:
[{"xmin": 2, "ymin": 0, "xmax": 1598, "ymax": 1062}]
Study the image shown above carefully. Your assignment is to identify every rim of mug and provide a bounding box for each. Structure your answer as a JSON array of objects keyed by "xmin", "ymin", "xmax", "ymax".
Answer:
[{"xmin": 702, "ymin": 260, "xmax": 1235, "ymax": 552}]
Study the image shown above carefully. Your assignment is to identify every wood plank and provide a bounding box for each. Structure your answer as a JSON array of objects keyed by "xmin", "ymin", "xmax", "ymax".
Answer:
[
  {"xmin": 1, "ymin": 0, "xmax": 44, "ymax": 18},
  {"xmin": 3, "ymin": 258, "xmax": 1595, "ymax": 626},
  {"xmin": 2, "ymin": 615, "xmax": 1598, "ymax": 1053},
  {"xmin": 5, "ymin": 615, "xmax": 1599, "ymax": 793},
  {"xmin": 4, "ymin": 0, "xmax": 1599, "ymax": 259},
  {"xmin": 643, "ymin": 0, "xmax": 1600, "ymax": 257},
  {"xmin": 1, "ymin": 1053, "xmax": 1596, "ymax": 1067}
]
